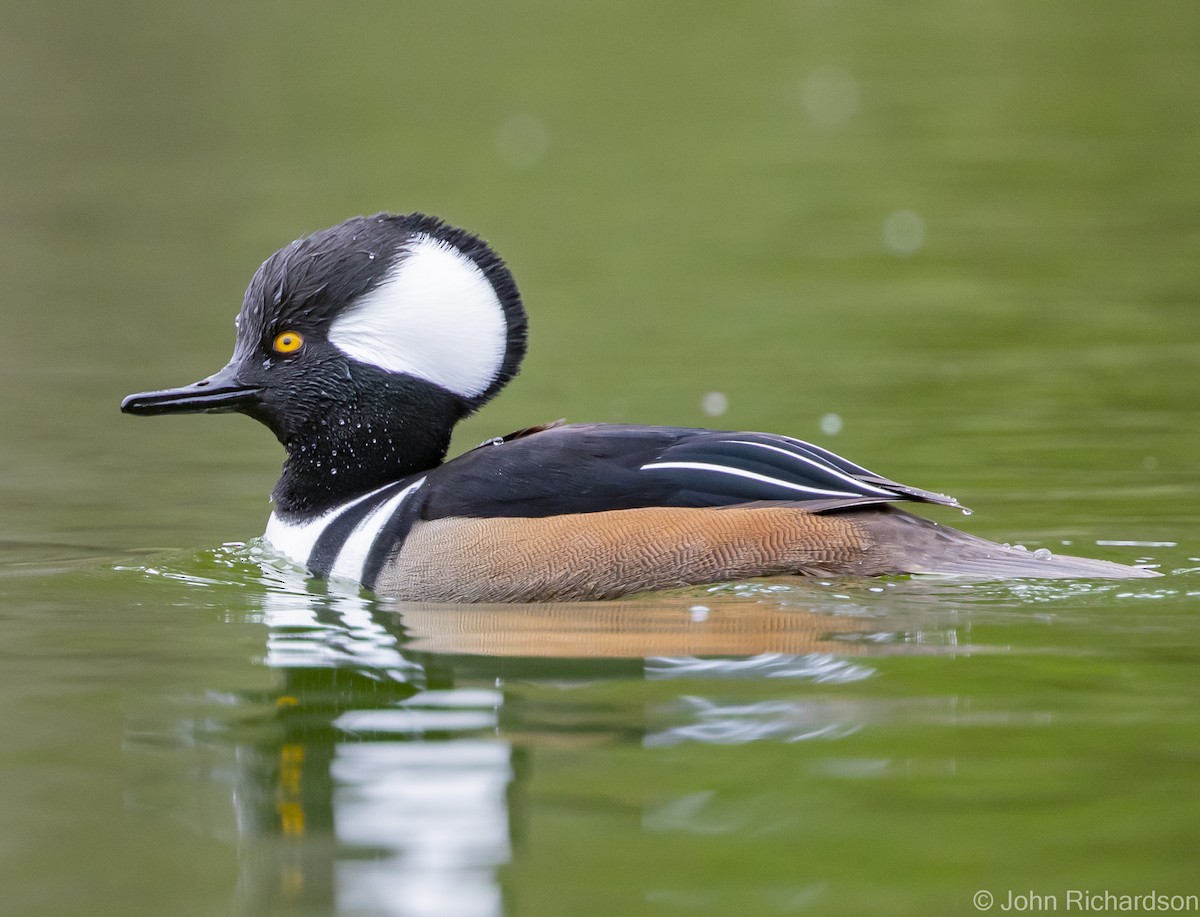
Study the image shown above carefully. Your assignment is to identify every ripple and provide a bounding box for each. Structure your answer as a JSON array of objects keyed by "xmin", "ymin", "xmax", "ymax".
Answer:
[
  {"xmin": 646, "ymin": 695, "xmax": 863, "ymax": 746},
  {"xmin": 646, "ymin": 653, "xmax": 874, "ymax": 683}
]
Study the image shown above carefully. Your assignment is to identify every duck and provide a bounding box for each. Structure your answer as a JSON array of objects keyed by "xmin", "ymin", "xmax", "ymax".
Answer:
[{"xmin": 121, "ymin": 212, "xmax": 1158, "ymax": 601}]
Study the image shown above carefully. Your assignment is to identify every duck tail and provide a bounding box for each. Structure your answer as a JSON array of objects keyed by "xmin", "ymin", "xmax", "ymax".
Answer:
[{"xmin": 855, "ymin": 506, "xmax": 1161, "ymax": 580}]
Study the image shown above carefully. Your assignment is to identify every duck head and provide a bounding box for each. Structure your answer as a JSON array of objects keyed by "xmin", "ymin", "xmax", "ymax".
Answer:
[{"xmin": 122, "ymin": 213, "xmax": 527, "ymax": 516}]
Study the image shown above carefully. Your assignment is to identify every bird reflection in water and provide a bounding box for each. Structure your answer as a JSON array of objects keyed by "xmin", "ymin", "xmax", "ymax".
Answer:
[{"xmin": 222, "ymin": 563, "xmax": 884, "ymax": 917}]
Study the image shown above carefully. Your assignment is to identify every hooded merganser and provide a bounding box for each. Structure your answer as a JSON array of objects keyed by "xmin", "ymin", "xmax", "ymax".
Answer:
[{"xmin": 121, "ymin": 213, "xmax": 1158, "ymax": 601}]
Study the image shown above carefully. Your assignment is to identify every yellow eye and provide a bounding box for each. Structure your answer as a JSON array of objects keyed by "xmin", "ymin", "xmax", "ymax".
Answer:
[{"xmin": 272, "ymin": 331, "xmax": 303, "ymax": 354}]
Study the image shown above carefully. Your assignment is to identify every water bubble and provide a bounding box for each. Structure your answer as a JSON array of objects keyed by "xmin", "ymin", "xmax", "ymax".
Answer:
[
  {"xmin": 819, "ymin": 412, "xmax": 843, "ymax": 435},
  {"xmin": 882, "ymin": 209, "xmax": 926, "ymax": 256},
  {"xmin": 701, "ymin": 391, "xmax": 728, "ymax": 417},
  {"xmin": 1033, "ymin": 548, "xmax": 1052, "ymax": 561},
  {"xmin": 330, "ymin": 468, "xmax": 337, "ymax": 475},
  {"xmin": 801, "ymin": 67, "xmax": 860, "ymax": 126},
  {"xmin": 689, "ymin": 605, "xmax": 710, "ymax": 622},
  {"xmin": 961, "ymin": 508, "xmax": 973, "ymax": 516},
  {"xmin": 1011, "ymin": 544, "xmax": 1028, "ymax": 553},
  {"xmin": 495, "ymin": 113, "xmax": 549, "ymax": 169}
]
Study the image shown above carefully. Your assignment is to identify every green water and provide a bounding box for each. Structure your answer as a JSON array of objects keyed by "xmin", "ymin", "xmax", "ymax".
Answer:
[{"xmin": 1, "ymin": 2, "xmax": 1198, "ymax": 915}]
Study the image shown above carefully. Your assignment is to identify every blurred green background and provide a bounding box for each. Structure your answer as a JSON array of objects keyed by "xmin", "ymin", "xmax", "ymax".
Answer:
[
  {"xmin": 0, "ymin": 2, "xmax": 1197, "ymax": 915},
  {"xmin": 2, "ymin": 0, "xmax": 1195, "ymax": 554}
]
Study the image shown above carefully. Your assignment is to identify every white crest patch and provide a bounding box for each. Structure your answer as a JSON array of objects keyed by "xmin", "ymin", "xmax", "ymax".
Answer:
[{"xmin": 328, "ymin": 234, "xmax": 507, "ymax": 397}]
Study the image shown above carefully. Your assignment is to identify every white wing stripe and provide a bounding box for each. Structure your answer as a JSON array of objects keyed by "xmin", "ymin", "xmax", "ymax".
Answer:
[
  {"xmin": 640, "ymin": 461, "xmax": 860, "ymax": 499},
  {"xmin": 776, "ymin": 434, "xmax": 879, "ymax": 476},
  {"xmin": 724, "ymin": 439, "xmax": 895, "ymax": 496}
]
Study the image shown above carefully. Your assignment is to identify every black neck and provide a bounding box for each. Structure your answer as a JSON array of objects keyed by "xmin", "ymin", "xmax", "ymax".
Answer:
[{"xmin": 268, "ymin": 385, "xmax": 468, "ymax": 519}]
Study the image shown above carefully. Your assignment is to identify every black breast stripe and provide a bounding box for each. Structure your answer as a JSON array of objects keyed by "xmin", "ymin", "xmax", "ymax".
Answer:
[
  {"xmin": 307, "ymin": 479, "xmax": 417, "ymax": 577},
  {"xmin": 360, "ymin": 489, "xmax": 428, "ymax": 591}
]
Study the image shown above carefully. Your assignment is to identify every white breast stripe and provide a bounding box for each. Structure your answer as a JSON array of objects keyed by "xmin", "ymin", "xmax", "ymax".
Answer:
[
  {"xmin": 265, "ymin": 511, "xmax": 326, "ymax": 568},
  {"xmin": 264, "ymin": 478, "xmax": 418, "ymax": 569},
  {"xmin": 328, "ymin": 478, "xmax": 425, "ymax": 584},
  {"xmin": 725, "ymin": 439, "xmax": 895, "ymax": 497},
  {"xmin": 640, "ymin": 461, "xmax": 859, "ymax": 498}
]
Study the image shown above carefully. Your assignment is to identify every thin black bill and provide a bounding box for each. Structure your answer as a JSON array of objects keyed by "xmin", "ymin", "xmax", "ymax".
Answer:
[{"xmin": 121, "ymin": 364, "xmax": 260, "ymax": 416}]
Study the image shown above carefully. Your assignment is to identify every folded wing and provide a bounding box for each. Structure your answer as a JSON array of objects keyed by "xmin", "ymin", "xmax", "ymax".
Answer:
[
  {"xmin": 421, "ymin": 424, "xmax": 961, "ymax": 519},
  {"xmin": 641, "ymin": 431, "xmax": 961, "ymax": 510}
]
